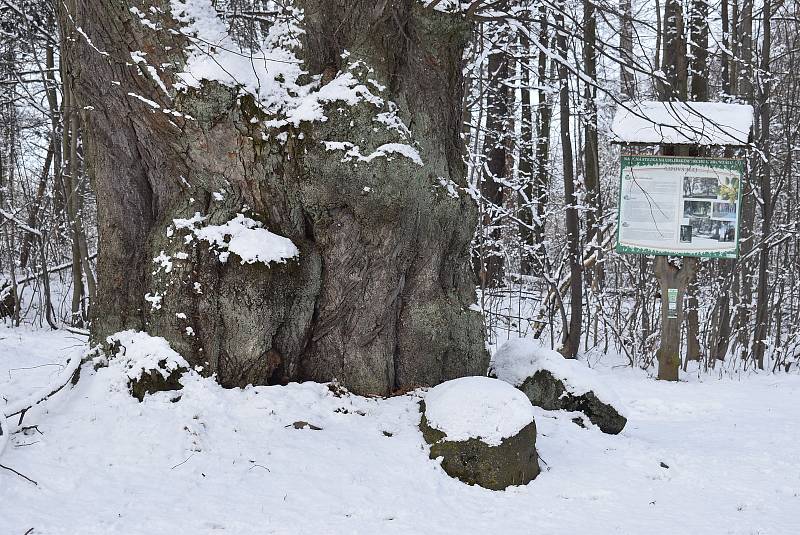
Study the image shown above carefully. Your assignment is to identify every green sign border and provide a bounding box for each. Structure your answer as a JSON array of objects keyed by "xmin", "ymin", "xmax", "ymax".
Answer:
[{"xmin": 615, "ymin": 155, "xmax": 745, "ymax": 259}]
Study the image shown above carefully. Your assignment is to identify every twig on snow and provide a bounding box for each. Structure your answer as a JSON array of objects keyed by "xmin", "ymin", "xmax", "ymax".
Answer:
[
  {"xmin": 170, "ymin": 453, "xmax": 195, "ymax": 470},
  {"xmin": 0, "ymin": 462, "xmax": 38, "ymax": 486},
  {"xmin": 4, "ymin": 352, "xmax": 82, "ymax": 427}
]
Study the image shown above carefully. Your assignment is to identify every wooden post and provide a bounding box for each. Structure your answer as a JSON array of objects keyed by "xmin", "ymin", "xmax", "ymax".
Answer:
[
  {"xmin": 650, "ymin": 98, "xmax": 698, "ymax": 379},
  {"xmin": 653, "ymin": 256, "xmax": 697, "ymax": 380}
]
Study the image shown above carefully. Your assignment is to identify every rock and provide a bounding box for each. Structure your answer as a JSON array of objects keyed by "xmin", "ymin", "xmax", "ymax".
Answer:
[
  {"xmin": 287, "ymin": 421, "xmax": 322, "ymax": 431},
  {"xmin": 519, "ymin": 369, "xmax": 627, "ymax": 435},
  {"xmin": 419, "ymin": 377, "xmax": 540, "ymax": 490},
  {"xmin": 571, "ymin": 416, "xmax": 587, "ymax": 428},
  {"xmin": 491, "ymin": 338, "xmax": 627, "ymax": 435}
]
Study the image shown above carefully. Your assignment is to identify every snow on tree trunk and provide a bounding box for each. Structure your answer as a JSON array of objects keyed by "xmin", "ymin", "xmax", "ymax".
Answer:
[{"xmin": 59, "ymin": 1, "xmax": 487, "ymax": 394}]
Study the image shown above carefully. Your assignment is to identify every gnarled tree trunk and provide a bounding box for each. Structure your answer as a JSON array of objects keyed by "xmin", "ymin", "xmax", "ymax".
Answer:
[{"xmin": 59, "ymin": 0, "xmax": 487, "ymax": 395}]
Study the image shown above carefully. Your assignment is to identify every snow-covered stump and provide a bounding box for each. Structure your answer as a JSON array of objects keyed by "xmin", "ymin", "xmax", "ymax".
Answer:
[
  {"xmin": 420, "ymin": 377, "xmax": 540, "ymax": 491},
  {"xmin": 101, "ymin": 331, "xmax": 189, "ymax": 402},
  {"xmin": 491, "ymin": 339, "xmax": 627, "ymax": 435}
]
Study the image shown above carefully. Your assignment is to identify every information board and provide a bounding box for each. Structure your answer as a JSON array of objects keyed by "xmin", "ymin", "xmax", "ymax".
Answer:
[{"xmin": 616, "ymin": 155, "xmax": 744, "ymax": 258}]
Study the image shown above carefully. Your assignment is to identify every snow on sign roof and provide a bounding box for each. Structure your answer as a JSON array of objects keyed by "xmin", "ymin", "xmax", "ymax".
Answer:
[{"xmin": 611, "ymin": 101, "xmax": 753, "ymax": 146}]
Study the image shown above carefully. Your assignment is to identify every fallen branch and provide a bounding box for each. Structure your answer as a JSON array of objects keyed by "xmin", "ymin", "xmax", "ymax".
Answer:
[
  {"xmin": 3, "ymin": 351, "xmax": 82, "ymax": 429},
  {"xmin": 0, "ymin": 208, "xmax": 41, "ymax": 237},
  {"xmin": 0, "ymin": 462, "xmax": 38, "ymax": 486},
  {"xmin": 14, "ymin": 254, "xmax": 97, "ymax": 286},
  {"xmin": 0, "ymin": 412, "xmax": 36, "ymax": 487},
  {"xmin": 65, "ymin": 326, "xmax": 90, "ymax": 337}
]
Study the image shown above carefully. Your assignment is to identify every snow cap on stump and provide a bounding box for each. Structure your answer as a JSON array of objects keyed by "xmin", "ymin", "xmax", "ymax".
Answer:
[{"xmin": 420, "ymin": 376, "xmax": 539, "ymax": 490}]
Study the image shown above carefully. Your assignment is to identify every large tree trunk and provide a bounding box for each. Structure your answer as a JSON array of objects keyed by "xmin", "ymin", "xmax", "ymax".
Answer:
[{"xmin": 59, "ymin": 0, "xmax": 488, "ymax": 395}]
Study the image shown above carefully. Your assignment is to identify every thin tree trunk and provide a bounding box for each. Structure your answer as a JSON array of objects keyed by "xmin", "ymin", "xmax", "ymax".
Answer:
[
  {"xmin": 734, "ymin": 0, "xmax": 755, "ymax": 357},
  {"xmin": 751, "ymin": 0, "xmax": 773, "ymax": 369},
  {"xmin": 721, "ymin": 0, "xmax": 731, "ymax": 97},
  {"xmin": 713, "ymin": 0, "xmax": 740, "ymax": 360},
  {"xmin": 19, "ymin": 142, "xmax": 52, "ymax": 271},
  {"xmin": 532, "ymin": 6, "xmax": 551, "ymax": 274},
  {"xmin": 62, "ymin": 80, "xmax": 85, "ymax": 326},
  {"xmin": 518, "ymin": 24, "xmax": 535, "ymax": 275},
  {"xmin": 684, "ymin": 0, "xmax": 710, "ymax": 363},
  {"xmin": 619, "ymin": 0, "xmax": 635, "ymax": 99},
  {"xmin": 39, "ymin": 236, "xmax": 58, "ymax": 330},
  {"xmin": 479, "ymin": 38, "xmax": 509, "ymax": 288},
  {"xmin": 689, "ymin": 0, "xmax": 709, "ymax": 102},
  {"xmin": 583, "ymin": 0, "xmax": 602, "ymax": 290},
  {"xmin": 555, "ymin": 7, "xmax": 582, "ymax": 358}
]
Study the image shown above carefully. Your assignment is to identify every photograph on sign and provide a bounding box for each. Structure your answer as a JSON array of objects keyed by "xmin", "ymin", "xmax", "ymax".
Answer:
[{"xmin": 616, "ymin": 156, "xmax": 743, "ymax": 258}]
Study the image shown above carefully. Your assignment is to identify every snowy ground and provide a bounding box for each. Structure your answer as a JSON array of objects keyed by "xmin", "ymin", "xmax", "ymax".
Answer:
[{"xmin": 1, "ymin": 326, "xmax": 799, "ymax": 534}]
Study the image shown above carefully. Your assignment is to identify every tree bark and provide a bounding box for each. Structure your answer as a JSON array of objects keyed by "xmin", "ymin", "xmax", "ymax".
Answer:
[
  {"xmin": 689, "ymin": 0, "xmax": 709, "ymax": 102},
  {"xmin": 710, "ymin": 0, "xmax": 735, "ymax": 363},
  {"xmin": 721, "ymin": 0, "xmax": 731, "ymax": 97},
  {"xmin": 555, "ymin": 7, "xmax": 582, "ymax": 358},
  {"xmin": 478, "ymin": 37, "xmax": 509, "ymax": 288},
  {"xmin": 532, "ymin": 6, "xmax": 551, "ymax": 275},
  {"xmin": 751, "ymin": 0, "xmax": 773, "ymax": 369},
  {"xmin": 659, "ymin": 0, "xmax": 687, "ymax": 100},
  {"xmin": 654, "ymin": 256, "xmax": 696, "ymax": 380},
  {"xmin": 583, "ymin": 0, "xmax": 602, "ymax": 291},
  {"xmin": 59, "ymin": 0, "xmax": 488, "ymax": 395},
  {"xmin": 684, "ymin": 0, "xmax": 710, "ymax": 364},
  {"xmin": 518, "ymin": 24, "xmax": 535, "ymax": 276},
  {"xmin": 619, "ymin": 0, "xmax": 635, "ymax": 99},
  {"xmin": 734, "ymin": 0, "xmax": 755, "ymax": 357},
  {"xmin": 19, "ymin": 142, "xmax": 52, "ymax": 271}
]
